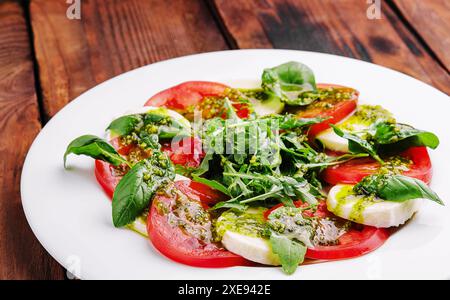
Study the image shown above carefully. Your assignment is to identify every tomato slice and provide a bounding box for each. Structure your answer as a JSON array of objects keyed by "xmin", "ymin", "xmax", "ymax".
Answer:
[
  {"xmin": 296, "ymin": 84, "xmax": 358, "ymax": 137},
  {"xmin": 322, "ymin": 146, "xmax": 432, "ymax": 185},
  {"xmin": 144, "ymin": 81, "xmax": 250, "ymax": 119},
  {"xmin": 145, "ymin": 81, "xmax": 229, "ymax": 109},
  {"xmin": 94, "ymin": 160, "xmax": 122, "ymax": 199},
  {"xmin": 147, "ymin": 180, "xmax": 252, "ymax": 268},
  {"xmin": 175, "ymin": 180, "xmax": 229, "ymax": 208},
  {"xmin": 161, "ymin": 136, "xmax": 204, "ymax": 168},
  {"xmin": 306, "ymin": 226, "xmax": 389, "ymax": 260},
  {"xmin": 264, "ymin": 200, "xmax": 389, "ymax": 260}
]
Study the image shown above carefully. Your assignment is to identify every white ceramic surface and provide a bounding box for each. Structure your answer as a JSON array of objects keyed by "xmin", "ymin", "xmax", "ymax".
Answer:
[{"xmin": 21, "ymin": 50, "xmax": 450, "ymax": 279}]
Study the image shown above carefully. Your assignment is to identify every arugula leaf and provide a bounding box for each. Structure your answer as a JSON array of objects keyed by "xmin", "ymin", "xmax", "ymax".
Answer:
[
  {"xmin": 272, "ymin": 115, "xmax": 326, "ymax": 130},
  {"xmin": 262, "ymin": 61, "xmax": 317, "ymax": 105},
  {"xmin": 112, "ymin": 151, "xmax": 175, "ymax": 227},
  {"xmin": 354, "ymin": 174, "xmax": 443, "ymax": 205},
  {"xmin": 64, "ymin": 135, "xmax": 129, "ymax": 168},
  {"xmin": 193, "ymin": 153, "xmax": 213, "ymax": 176},
  {"xmin": 209, "ymin": 200, "xmax": 248, "ymax": 211},
  {"xmin": 192, "ymin": 174, "xmax": 231, "ymax": 196},
  {"xmin": 330, "ymin": 125, "xmax": 383, "ymax": 164},
  {"xmin": 269, "ymin": 234, "xmax": 306, "ymax": 275}
]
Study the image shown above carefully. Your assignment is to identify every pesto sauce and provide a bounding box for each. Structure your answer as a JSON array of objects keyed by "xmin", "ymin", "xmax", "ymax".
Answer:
[
  {"xmin": 304, "ymin": 87, "xmax": 355, "ymax": 110},
  {"xmin": 378, "ymin": 155, "xmax": 412, "ymax": 175},
  {"xmin": 338, "ymin": 104, "xmax": 395, "ymax": 131},
  {"xmin": 335, "ymin": 185, "xmax": 377, "ymax": 223},
  {"xmin": 215, "ymin": 207, "xmax": 268, "ymax": 240},
  {"xmin": 155, "ymin": 184, "xmax": 215, "ymax": 243},
  {"xmin": 184, "ymin": 88, "xmax": 251, "ymax": 120},
  {"xmin": 348, "ymin": 196, "xmax": 375, "ymax": 223},
  {"xmin": 334, "ymin": 185, "xmax": 354, "ymax": 216}
]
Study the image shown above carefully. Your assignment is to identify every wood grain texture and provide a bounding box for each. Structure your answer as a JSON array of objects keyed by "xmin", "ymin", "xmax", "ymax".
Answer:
[
  {"xmin": 212, "ymin": 0, "xmax": 450, "ymax": 94},
  {"xmin": 393, "ymin": 0, "xmax": 450, "ymax": 71},
  {"xmin": 0, "ymin": 0, "xmax": 64, "ymax": 280},
  {"xmin": 30, "ymin": 0, "xmax": 228, "ymax": 120}
]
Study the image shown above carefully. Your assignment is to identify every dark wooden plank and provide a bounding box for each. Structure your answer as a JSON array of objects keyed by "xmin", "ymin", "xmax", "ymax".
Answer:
[
  {"xmin": 30, "ymin": 0, "xmax": 228, "ymax": 120},
  {"xmin": 212, "ymin": 0, "xmax": 450, "ymax": 94},
  {"xmin": 393, "ymin": 0, "xmax": 450, "ymax": 71},
  {"xmin": 0, "ymin": 0, "xmax": 64, "ymax": 279}
]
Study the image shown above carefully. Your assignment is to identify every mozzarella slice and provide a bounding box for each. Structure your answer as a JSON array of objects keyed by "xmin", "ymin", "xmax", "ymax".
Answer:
[
  {"xmin": 251, "ymin": 96, "xmax": 285, "ymax": 117},
  {"xmin": 221, "ymin": 231, "xmax": 280, "ymax": 266},
  {"xmin": 316, "ymin": 105, "xmax": 395, "ymax": 153},
  {"xmin": 327, "ymin": 184, "xmax": 422, "ymax": 228},
  {"xmin": 316, "ymin": 127, "xmax": 350, "ymax": 152},
  {"xmin": 128, "ymin": 217, "xmax": 148, "ymax": 237}
]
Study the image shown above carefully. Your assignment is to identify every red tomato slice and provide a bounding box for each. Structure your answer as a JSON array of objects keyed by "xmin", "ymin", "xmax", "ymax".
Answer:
[
  {"xmin": 145, "ymin": 81, "xmax": 229, "ymax": 109},
  {"xmin": 147, "ymin": 180, "xmax": 252, "ymax": 268},
  {"xmin": 175, "ymin": 180, "xmax": 229, "ymax": 208},
  {"xmin": 94, "ymin": 160, "xmax": 122, "ymax": 199},
  {"xmin": 322, "ymin": 147, "xmax": 432, "ymax": 185},
  {"xmin": 306, "ymin": 226, "xmax": 389, "ymax": 260},
  {"xmin": 161, "ymin": 136, "xmax": 204, "ymax": 168},
  {"xmin": 144, "ymin": 81, "xmax": 250, "ymax": 119},
  {"xmin": 264, "ymin": 200, "xmax": 389, "ymax": 260},
  {"xmin": 296, "ymin": 84, "xmax": 358, "ymax": 137}
]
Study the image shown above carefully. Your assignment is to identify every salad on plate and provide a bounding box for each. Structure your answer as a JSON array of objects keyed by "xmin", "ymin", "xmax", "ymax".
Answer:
[{"xmin": 64, "ymin": 61, "xmax": 443, "ymax": 275}]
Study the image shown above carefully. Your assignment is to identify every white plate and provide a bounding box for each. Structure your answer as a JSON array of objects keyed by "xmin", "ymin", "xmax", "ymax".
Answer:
[{"xmin": 21, "ymin": 50, "xmax": 450, "ymax": 280}]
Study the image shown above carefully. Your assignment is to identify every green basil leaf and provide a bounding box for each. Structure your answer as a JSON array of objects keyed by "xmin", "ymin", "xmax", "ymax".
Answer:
[
  {"xmin": 64, "ymin": 135, "xmax": 128, "ymax": 168},
  {"xmin": 354, "ymin": 174, "xmax": 443, "ymax": 205},
  {"xmin": 112, "ymin": 152, "xmax": 175, "ymax": 227},
  {"xmin": 269, "ymin": 234, "xmax": 306, "ymax": 275},
  {"xmin": 374, "ymin": 122, "xmax": 439, "ymax": 149},
  {"xmin": 331, "ymin": 124, "xmax": 383, "ymax": 164},
  {"xmin": 107, "ymin": 115, "xmax": 143, "ymax": 137},
  {"xmin": 107, "ymin": 108, "xmax": 191, "ymax": 140},
  {"xmin": 262, "ymin": 61, "xmax": 316, "ymax": 105}
]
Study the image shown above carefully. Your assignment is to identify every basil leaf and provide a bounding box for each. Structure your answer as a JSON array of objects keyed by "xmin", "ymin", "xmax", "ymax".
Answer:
[
  {"xmin": 262, "ymin": 61, "xmax": 316, "ymax": 105},
  {"xmin": 107, "ymin": 108, "xmax": 191, "ymax": 140},
  {"xmin": 64, "ymin": 135, "xmax": 128, "ymax": 168},
  {"xmin": 330, "ymin": 125, "xmax": 383, "ymax": 164},
  {"xmin": 374, "ymin": 122, "xmax": 439, "ymax": 149},
  {"xmin": 270, "ymin": 234, "xmax": 306, "ymax": 275},
  {"xmin": 354, "ymin": 174, "xmax": 443, "ymax": 205},
  {"xmin": 191, "ymin": 174, "xmax": 231, "ymax": 196},
  {"xmin": 112, "ymin": 152, "xmax": 175, "ymax": 227},
  {"xmin": 107, "ymin": 115, "xmax": 143, "ymax": 137}
]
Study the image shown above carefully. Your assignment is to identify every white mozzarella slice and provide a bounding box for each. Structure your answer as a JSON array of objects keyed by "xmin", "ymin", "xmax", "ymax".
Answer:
[
  {"xmin": 327, "ymin": 184, "xmax": 422, "ymax": 228},
  {"xmin": 316, "ymin": 128, "xmax": 350, "ymax": 153},
  {"xmin": 221, "ymin": 231, "xmax": 280, "ymax": 266},
  {"xmin": 251, "ymin": 96, "xmax": 285, "ymax": 117},
  {"xmin": 128, "ymin": 217, "xmax": 148, "ymax": 237},
  {"xmin": 316, "ymin": 105, "xmax": 394, "ymax": 153}
]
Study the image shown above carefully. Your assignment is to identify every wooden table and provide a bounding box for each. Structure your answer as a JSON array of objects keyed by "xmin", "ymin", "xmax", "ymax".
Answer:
[{"xmin": 0, "ymin": 0, "xmax": 448, "ymax": 279}]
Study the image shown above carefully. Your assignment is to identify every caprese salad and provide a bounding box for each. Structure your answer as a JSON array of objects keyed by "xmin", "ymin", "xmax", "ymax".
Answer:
[{"xmin": 64, "ymin": 61, "xmax": 443, "ymax": 275}]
